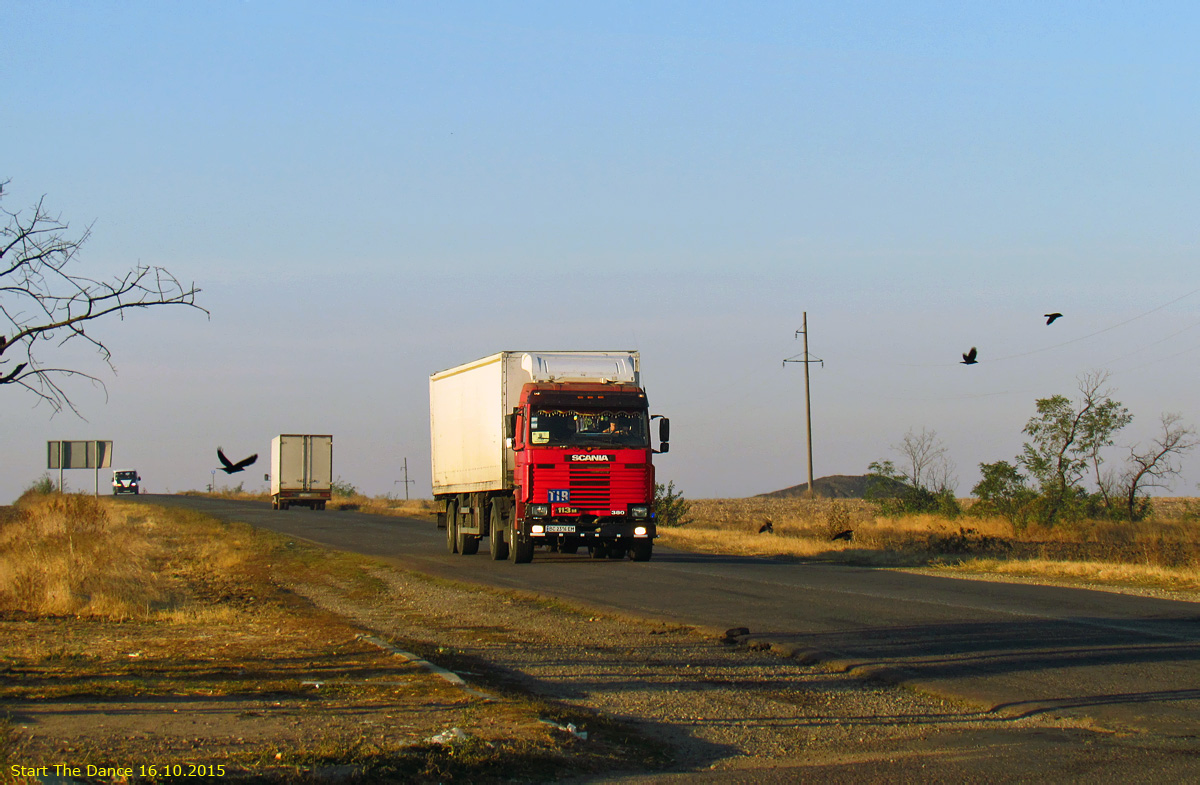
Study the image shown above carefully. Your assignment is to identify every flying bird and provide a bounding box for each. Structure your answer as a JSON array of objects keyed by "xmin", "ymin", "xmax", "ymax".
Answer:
[
  {"xmin": 217, "ymin": 447, "xmax": 258, "ymax": 474},
  {"xmin": 961, "ymin": 347, "xmax": 978, "ymax": 365},
  {"xmin": 831, "ymin": 529, "xmax": 854, "ymax": 542},
  {"xmin": 1044, "ymin": 312, "xmax": 1063, "ymax": 325},
  {"xmin": 758, "ymin": 519, "xmax": 774, "ymax": 534}
]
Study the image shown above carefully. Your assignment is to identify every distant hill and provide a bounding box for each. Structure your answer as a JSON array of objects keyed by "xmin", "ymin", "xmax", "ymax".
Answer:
[{"xmin": 756, "ymin": 474, "xmax": 907, "ymax": 499}]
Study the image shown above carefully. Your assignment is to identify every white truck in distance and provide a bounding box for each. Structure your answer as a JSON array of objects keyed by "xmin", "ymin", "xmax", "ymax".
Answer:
[
  {"xmin": 430, "ymin": 350, "xmax": 669, "ymax": 564},
  {"xmin": 270, "ymin": 434, "xmax": 333, "ymax": 510}
]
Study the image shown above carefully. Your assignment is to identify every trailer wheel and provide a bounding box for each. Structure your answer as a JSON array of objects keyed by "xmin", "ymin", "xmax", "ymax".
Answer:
[
  {"xmin": 509, "ymin": 516, "xmax": 533, "ymax": 564},
  {"xmin": 457, "ymin": 527, "xmax": 479, "ymax": 555},
  {"xmin": 446, "ymin": 501, "xmax": 459, "ymax": 554},
  {"xmin": 630, "ymin": 541, "xmax": 653, "ymax": 562},
  {"xmin": 488, "ymin": 503, "xmax": 510, "ymax": 560}
]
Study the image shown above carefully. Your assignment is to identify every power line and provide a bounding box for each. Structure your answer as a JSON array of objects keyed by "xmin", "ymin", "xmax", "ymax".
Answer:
[{"xmin": 989, "ymin": 285, "xmax": 1200, "ymax": 363}]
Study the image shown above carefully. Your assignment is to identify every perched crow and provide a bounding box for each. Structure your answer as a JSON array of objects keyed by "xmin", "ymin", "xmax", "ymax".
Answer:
[
  {"xmin": 758, "ymin": 519, "xmax": 774, "ymax": 534},
  {"xmin": 831, "ymin": 529, "xmax": 854, "ymax": 542},
  {"xmin": 961, "ymin": 347, "xmax": 978, "ymax": 365},
  {"xmin": 217, "ymin": 447, "xmax": 258, "ymax": 474},
  {"xmin": 1044, "ymin": 312, "xmax": 1063, "ymax": 325}
]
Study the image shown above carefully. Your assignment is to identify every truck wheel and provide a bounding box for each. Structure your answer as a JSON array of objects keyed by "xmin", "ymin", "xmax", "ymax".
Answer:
[
  {"xmin": 630, "ymin": 541, "xmax": 653, "ymax": 562},
  {"xmin": 509, "ymin": 516, "xmax": 533, "ymax": 564},
  {"xmin": 489, "ymin": 503, "xmax": 509, "ymax": 560},
  {"xmin": 446, "ymin": 501, "xmax": 459, "ymax": 554},
  {"xmin": 607, "ymin": 545, "xmax": 627, "ymax": 560},
  {"xmin": 589, "ymin": 542, "xmax": 608, "ymax": 559},
  {"xmin": 457, "ymin": 528, "xmax": 479, "ymax": 555}
]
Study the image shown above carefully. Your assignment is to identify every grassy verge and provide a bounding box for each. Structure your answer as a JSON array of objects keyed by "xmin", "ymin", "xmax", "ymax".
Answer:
[
  {"xmin": 658, "ymin": 497, "xmax": 1200, "ymax": 595},
  {"xmin": 0, "ymin": 491, "xmax": 663, "ymax": 782}
]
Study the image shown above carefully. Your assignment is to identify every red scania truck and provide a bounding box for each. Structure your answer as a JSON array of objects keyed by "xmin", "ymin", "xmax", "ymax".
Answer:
[{"xmin": 429, "ymin": 351, "xmax": 669, "ymax": 563}]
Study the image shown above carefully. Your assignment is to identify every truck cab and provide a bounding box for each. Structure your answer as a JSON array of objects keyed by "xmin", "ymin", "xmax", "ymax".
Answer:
[
  {"xmin": 112, "ymin": 469, "xmax": 141, "ymax": 495},
  {"xmin": 509, "ymin": 383, "xmax": 662, "ymax": 558}
]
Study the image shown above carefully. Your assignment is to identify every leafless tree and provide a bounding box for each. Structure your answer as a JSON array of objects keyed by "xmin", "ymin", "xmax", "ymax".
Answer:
[
  {"xmin": 1121, "ymin": 413, "xmax": 1199, "ymax": 521},
  {"xmin": 1, "ymin": 181, "xmax": 207, "ymax": 414},
  {"xmin": 895, "ymin": 427, "xmax": 957, "ymax": 493}
]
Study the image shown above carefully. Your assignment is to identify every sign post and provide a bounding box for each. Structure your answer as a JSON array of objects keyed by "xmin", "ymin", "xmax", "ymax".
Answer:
[{"xmin": 47, "ymin": 440, "xmax": 113, "ymax": 496}]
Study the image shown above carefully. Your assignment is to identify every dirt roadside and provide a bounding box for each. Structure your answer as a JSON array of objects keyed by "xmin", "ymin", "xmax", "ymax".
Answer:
[{"xmin": 4, "ymin": 504, "xmax": 1200, "ymax": 783}]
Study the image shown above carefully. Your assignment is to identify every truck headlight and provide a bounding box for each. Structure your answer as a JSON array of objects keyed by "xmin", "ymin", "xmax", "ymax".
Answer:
[
  {"xmin": 531, "ymin": 524, "xmax": 545, "ymax": 534},
  {"xmin": 634, "ymin": 526, "xmax": 648, "ymax": 536},
  {"xmin": 530, "ymin": 504, "xmax": 550, "ymax": 517},
  {"xmin": 631, "ymin": 505, "xmax": 649, "ymax": 519}
]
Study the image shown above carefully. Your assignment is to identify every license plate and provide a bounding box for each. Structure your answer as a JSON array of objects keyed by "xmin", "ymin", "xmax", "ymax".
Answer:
[{"xmin": 545, "ymin": 525, "xmax": 575, "ymax": 533}]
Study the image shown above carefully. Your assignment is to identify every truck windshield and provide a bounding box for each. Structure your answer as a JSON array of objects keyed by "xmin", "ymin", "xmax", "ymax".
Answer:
[
  {"xmin": 529, "ymin": 408, "xmax": 649, "ymax": 448},
  {"xmin": 115, "ymin": 471, "xmax": 137, "ymax": 480}
]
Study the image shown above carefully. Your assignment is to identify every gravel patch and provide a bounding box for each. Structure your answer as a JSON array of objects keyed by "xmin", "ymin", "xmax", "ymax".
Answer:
[{"xmin": 284, "ymin": 563, "xmax": 1093, "ymax": 776}]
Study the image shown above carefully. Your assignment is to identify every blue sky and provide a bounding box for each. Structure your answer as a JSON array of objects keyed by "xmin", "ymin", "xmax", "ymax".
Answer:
[{"xmin": 3, "ymin": 2, "xmax": 1198, "ymax": 502}]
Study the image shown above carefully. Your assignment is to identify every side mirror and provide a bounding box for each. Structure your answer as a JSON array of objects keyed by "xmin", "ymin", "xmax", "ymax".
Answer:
[
  {"xmin": 652, "ymin": 415, "xmax": 670, "ymax": 454},
  {"xmin": 505, "ymin": 411, "xmax": 518, "ymax": 439}
]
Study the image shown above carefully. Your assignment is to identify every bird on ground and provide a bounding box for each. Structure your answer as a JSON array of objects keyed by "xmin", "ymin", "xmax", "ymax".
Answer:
[
  {"xmin": 758, "ymin": 519, "xmax": 774, "ymax": 534},
  {"xmin": 961, "ymin": 347, "xmax": 978, "ymax": 365},
  {"xmin": 217, "ymin": 447, "xmax": 258, "ymax": 474},
  {"xmin": 831, "ymin": 529, "xmax": 854, "ymax": 542},
  {"xmin": 1044, "ymin": 312, "xmax": 1063, "ymax": 325}
]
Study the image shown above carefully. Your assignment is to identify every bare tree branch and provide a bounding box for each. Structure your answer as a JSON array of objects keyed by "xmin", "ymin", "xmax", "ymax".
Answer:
[
  {"xmin": 895, "ymin": 427, "xmax": 957, "ymax": 494},
  {"xmin": 1122, "ymin": 413, "xmax": 1200, "ymax": 521},
  {"xmin": 1, "ymin": 181, "xmax": 208, "ymax": 414}
]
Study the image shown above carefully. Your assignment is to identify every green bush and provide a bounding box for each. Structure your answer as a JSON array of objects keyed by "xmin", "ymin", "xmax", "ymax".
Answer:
[
  {"xmin": 866, "ymin": 461, "xmax": 960, "ymax": 518},
  {"xmin": 331, "ymin": 477, "xmax": 358, "ymax": 497},
  {"xmin": 25, "ymin": 474, "xmax": 57, "ymax": 495},
  {"xmin": 654, "ymin": 481, "xmax": 692, "ymax": 527}
]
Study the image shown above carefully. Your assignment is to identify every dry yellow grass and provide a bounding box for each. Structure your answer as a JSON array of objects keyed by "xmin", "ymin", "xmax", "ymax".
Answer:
[
  {"xmin": 659, "ymin": 497, "xmax": 1200, "ymax": 594},
  {"xmin": 0, "ymin": 491, "xmax": 249, "ymax": 621}
]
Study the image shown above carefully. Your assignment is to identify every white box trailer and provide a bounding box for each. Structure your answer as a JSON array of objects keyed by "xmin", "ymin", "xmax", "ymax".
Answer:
[
  {"xmin": 271, "ymin": 434, "xmax": 333, "ymax": 510},
  {"xmin": 429, "ymin": 351, "xmax": 640, "ymax": 496}
]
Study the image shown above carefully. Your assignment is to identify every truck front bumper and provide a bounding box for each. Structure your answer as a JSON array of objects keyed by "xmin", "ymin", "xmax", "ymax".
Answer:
[{"xmin": 519, "ymin": 517, "xmax": 656, "ymax": 541}]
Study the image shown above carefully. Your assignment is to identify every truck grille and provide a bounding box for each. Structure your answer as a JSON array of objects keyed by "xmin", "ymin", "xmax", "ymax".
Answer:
[
  {"xmin": 569, "ymin": 464, "xmax": 610, "ymax": 506},
  {"xmin": 532, "ymin": 461, "xmax": 650, "ymax": 511}
]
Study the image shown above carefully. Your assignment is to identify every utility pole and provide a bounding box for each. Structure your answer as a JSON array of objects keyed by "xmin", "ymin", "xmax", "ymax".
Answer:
[
  {"xmin": 395, "ymin": 457, "xmax": 416, "ymax": 501},
  {"xmin": 783, "ymin": 312, "xmax": 822, "ymax": 499}
]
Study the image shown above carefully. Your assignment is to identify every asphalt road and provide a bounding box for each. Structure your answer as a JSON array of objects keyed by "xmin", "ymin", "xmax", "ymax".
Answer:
[{"xmin": 131, "ymin": 494, "xmax": 1200, "ymax": 739}]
